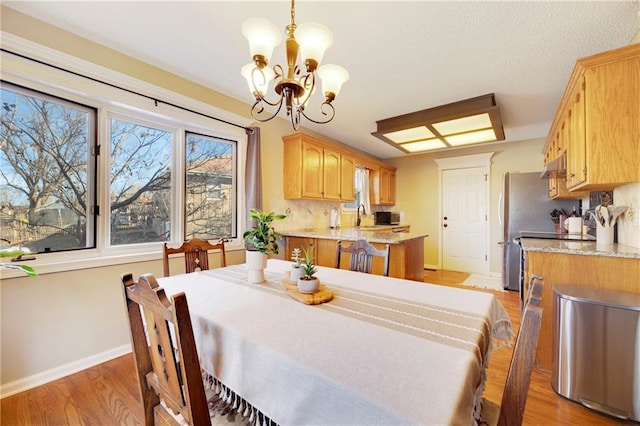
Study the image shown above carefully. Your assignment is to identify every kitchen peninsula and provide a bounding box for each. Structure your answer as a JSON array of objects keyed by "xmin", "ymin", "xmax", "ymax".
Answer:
[
  {"xmin": 520, "ymin": 238, "xmax": 640, "ymax": 370},
  {"xmin": 283, "ymin": 228, "xmax": 427, "ymax": 281}
]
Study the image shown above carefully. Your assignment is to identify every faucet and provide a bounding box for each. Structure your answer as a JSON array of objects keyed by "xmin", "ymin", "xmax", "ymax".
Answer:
[{"xmin": 356, "ymin": 204, "xmax": 366, "ymax": 227}]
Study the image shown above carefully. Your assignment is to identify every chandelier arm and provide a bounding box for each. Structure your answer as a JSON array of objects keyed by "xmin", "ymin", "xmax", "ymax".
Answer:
[
  {"xmin": 298, "ymin": 101, "xmax": 336, "ymax": 125},
  {"xmin": 293, "ymin": 72, "xmax": 315, "ymax": 109},
  {"xmin": 250, "ymin": 99, "xmax": 285, "ymax": 123}
]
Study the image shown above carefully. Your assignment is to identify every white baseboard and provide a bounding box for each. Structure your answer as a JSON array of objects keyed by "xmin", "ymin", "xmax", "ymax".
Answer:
[{"xmin": 0, "ymin": 344, "xmax": 132, "ymax": 399}]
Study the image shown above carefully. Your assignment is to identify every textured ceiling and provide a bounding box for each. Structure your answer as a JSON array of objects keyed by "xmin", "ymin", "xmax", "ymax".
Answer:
[{"xmin": 3, "ymin": 1, "xmax": 639, "ymax": 159}]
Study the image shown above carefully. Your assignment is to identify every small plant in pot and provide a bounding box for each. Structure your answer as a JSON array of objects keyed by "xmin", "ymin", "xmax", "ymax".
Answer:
[
  {"xmin": 243, "ymin": 208, "xmax": 286, "ymax": 283},
  {"xmin": 297, "ymin": 247, "xmax": 319, "ymax": 294},
  {"xmin": 290, "ymin": 247, "xmax": 304, "ymax": 282}
]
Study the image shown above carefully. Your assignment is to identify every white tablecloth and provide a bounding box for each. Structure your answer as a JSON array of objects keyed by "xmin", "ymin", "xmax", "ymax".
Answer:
[{"xmin": 158, "ymin": 259, "xmax": 512, "ymax": 425}]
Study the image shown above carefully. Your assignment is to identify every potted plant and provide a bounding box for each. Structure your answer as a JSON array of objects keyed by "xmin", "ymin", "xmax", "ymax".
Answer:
[
  {"xmin": 0, "ymin": 246, "xmax": 38, "ymax": 277},
  {"xmin": 297, "ymin": 247, "xmax": 319, "ymax": 294},
  {"xmin": 290, "ymin": 247, "xmax": 304, "ymax": 282},
  {"xmin": 242, "ymin": 208, "xmax": 286, "ymax": 283}
]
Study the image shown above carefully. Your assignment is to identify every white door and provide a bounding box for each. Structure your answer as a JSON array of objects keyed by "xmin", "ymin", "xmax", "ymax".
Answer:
[{"xmin": 441, "ymin": 167, "xmax": 488, "ymax": 273}]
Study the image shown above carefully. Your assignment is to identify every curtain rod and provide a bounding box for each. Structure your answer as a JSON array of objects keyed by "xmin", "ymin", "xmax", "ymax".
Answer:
[{"xmin": 1, "ymin": 48, "xmax": 254, "ymax": 133}]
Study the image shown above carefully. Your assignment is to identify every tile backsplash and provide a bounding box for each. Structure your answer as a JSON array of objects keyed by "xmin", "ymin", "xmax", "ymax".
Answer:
[
  {"xmin": 613, "ymin": 182, "xmax": 640, "ymax": 249},
  {"xmin": 269, "ymin": 200, "xmax": 374, "ymax": 231}
]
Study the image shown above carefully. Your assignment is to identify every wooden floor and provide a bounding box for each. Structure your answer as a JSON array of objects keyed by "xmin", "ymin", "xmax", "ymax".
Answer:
[{"xmin": 2, "ymin": 270, "xmax": 627, "ymax": 425}]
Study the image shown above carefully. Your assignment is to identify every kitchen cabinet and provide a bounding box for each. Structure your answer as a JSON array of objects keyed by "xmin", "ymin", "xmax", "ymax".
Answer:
[
  {"xmin": 284, "ymin": 237, "xmax": 316, "ymax": 261},
  {"xmin": 522, "ymin": 245, "xmax": 640, "ymax": 371},
  {"xmin": 284, "ymin": 233, "xmax": 425, "ymax": 281},
  {"xmin": 544, "ymin": 43, "xmax": 640, "ymax": 192},
  {"xmin": 371, "ymin": 165, "xmax": 397, "ymax": 205},
  {"xmin": 283, "ymin": 133, "xmax": 355, "ymax": 201}
]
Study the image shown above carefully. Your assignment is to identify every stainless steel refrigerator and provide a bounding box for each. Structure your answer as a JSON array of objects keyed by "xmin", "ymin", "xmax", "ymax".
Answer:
[{"xmin": 500, "ymin": 172, "xmax": 576, "ymax": 291}]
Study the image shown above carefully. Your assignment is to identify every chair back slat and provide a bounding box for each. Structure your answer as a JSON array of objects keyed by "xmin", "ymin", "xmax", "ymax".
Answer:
[
  {"xmin": 163, "ymin": 237, "xmax": 227, "ymax": 276},
  {"xmin": 496, "ymin": 278, "xmax": 544, "ymax": 426},
  {"xmin": 335, "ymin": 239, "xmax": 390, "ymax": 276},
  {"xmin": 122, "ymin": 272, "xmax": 210, "ymax": 426}
]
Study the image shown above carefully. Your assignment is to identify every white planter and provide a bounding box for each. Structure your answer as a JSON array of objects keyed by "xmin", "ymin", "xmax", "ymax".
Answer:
[
  {"xmin": 290, "ymin": 266, "xmax": 304, "ymax": 282},
  {"xmin": 297, "ymin": 277, "xmax": 320, "ymax": 294},
  {"xmin": 246, "ymin": 250, "xmax": 267, "ymax": 283}
]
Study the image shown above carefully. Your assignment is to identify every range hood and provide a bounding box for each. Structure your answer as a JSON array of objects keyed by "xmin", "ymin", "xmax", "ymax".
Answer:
[{"xmin": 541, "ymin": 153, "xmax": 567, "ymax": 179}]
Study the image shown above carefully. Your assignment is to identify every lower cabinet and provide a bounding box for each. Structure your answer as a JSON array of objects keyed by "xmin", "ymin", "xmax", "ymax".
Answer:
[
  {"xmin": 284, "ymin": 236, "xmax": 425, "ymax": 281},
  {"xmin": 284, "ymin": 237, "xmax": 316, "ymax": 261},
  {"xmin": 523, "ymin": 250, "xmax": 640, "ymax": 370}
]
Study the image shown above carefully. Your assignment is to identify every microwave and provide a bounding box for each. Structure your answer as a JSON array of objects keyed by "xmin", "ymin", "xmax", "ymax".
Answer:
[{"xmin": 374, "ymin": 211, "xmax": 400, "ymax": 225}]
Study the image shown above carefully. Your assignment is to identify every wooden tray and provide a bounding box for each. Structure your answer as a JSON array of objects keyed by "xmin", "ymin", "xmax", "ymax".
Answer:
[{"xmin": 281, "ymin": 274, "xmax": 333, "ymax": 305}]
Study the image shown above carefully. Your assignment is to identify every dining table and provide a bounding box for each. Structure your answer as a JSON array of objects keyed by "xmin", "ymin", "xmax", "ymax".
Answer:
[{"xmin": 158, "ymin": 259, "xmax": 513, "ymax": 425}]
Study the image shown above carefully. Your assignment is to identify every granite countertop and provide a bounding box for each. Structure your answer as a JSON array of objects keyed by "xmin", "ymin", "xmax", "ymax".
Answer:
[
  {"xmin": 520, "ymin": 237, "xmax": 640, "ymax": 259},
  {"xmin": 281, "ymin": 226, "xmax": 428, "ymax": 244}
]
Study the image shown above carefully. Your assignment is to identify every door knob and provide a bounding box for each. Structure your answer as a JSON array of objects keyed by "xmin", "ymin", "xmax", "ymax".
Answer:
[
  {"xmin": 443, "ymin": 224, "xmax": 448, "ymax": 228},
  {"xmin": 443, "ymin": 216, "xmax": 448, "ymax": 220}
]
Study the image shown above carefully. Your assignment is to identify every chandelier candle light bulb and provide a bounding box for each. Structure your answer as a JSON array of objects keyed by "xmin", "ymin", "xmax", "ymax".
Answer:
[{"xmin": 241, "ymin": 0, "xmax": 349, "ymax": 129}]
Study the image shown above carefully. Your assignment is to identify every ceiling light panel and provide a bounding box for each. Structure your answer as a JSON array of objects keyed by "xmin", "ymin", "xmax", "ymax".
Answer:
[
  {"xmin": 400, "ymin": 139, "xmax": 446, "ymax": 152},
  {"xmin": 371, "ymin": 94, "xmax": 505, "ymax": 154},
  {"xmin": 444, "ymin": 129, "xmax": 497, "ymax": 146},
  {"xmin": 383, "ymin": 126, "xmax": 435, "ymax": 143},
  {"xmin": 432, "ymin": 113, "xmax": 492, "ymax": 136}
]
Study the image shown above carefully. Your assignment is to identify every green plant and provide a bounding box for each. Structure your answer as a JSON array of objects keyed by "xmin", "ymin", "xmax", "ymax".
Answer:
[
  {"xmin": 242, "ymin": 208, "xmax": 287, "ymax": 255},
  {"xmin": 291, "ymin": 247, "xmax": 302, "ymax": 268},
  {"xmin": 0, "ymin": 247, "xmax": 38, "ymax": 277},
  {"xmin": 300, "ymin": 247, "xmax": 317, "ymax": 279}
]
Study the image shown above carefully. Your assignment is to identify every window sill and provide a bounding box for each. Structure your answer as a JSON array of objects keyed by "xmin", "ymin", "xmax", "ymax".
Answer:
[{"xmin": 0, "ymin": 242, "xmax": 245, "ymax": 279}]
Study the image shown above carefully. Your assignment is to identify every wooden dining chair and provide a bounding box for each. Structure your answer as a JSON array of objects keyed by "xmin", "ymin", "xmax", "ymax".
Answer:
[
  {"xmin": 335, "ymin": 239, "xmax": 391, "ymax": 277},
  {"xmin": 481, "ymin": 277, "xmax": 544, "ymax": 426},
  {"xmin": 163, "ymin": 237, "xmax": 227, "ymax": 277},
  {"xmin": 121, "ymin": 272, "xmax": 211, "ymax": 426}
]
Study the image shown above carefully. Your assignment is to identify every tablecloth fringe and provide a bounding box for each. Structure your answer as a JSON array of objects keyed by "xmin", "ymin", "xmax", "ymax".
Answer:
[
  {"xmin": 203, "ymin": 372, "xmax": 277, "ymax": 426},
  {"xmin": 492, "ymin": 318, "xmax": 515, "ymax": 348}
]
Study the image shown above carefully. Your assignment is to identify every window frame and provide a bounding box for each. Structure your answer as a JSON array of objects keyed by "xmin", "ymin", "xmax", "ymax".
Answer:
[{"xmin": 0, "ymin": 37, "xmax": 251, "ymax": 276}]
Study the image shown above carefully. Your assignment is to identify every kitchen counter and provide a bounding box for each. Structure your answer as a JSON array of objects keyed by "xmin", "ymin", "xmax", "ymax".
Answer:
[
  {"xmin": 282, "ymin": 227, "xmax": 427, "ymax": 281},
  {"xmin": 519, "ymin": 237, "xmax": 640, "ymax": 370},
  {"xmin": 520, "ymin": 237, "xmax": 640, "ymax": 259},
  {"xmin": 281, "ymin": 226, "xmax": 427, "ymax": 244}
]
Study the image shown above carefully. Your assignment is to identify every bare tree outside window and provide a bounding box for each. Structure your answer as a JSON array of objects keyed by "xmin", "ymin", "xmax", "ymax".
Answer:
[
  {"xmin": 109, "ymin": 119, "xmax": 171, "ymax": 245},
  {"xmin": 1, "ymin": 80, "xmax": 241, "ymax": 255},
  {"xmin": 185, "ymin": 133, "xmax": 237, "ymax": 240},
  {"xmin": 0, "ymin": 83, "xmax": 95, "ymax": 252}
]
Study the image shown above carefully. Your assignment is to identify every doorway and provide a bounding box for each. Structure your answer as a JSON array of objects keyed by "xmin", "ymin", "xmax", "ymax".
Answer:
[{"xmin": 435, "ymin": 153, "xmax": 492, "ymax": 274}]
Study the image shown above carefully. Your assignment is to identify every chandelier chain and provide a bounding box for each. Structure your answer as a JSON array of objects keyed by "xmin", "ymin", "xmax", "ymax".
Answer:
[{"xmin": 290, "ymin": 0, "xmax": 296, "ymax": 26}]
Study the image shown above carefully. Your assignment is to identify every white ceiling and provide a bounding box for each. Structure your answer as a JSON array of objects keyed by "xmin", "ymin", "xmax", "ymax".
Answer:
[{"xmin": 4, "ymin": 1, "xmax": 639, "ymax": 159}]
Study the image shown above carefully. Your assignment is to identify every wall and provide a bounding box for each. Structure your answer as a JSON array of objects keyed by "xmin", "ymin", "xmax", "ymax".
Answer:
[{"xmin": 387, "ymin": 138, "xmax": 549, "ymax": 272}]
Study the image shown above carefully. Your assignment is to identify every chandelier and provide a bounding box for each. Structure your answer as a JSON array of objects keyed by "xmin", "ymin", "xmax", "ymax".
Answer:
[{"xmin": 241, "ymin": 0, "xmax": 349, "ymax": 130}]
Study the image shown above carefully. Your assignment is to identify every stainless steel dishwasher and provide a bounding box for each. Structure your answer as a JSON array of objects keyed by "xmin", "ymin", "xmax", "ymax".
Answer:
[{"xmin": 552, "ymin": 285, "xmax": 640, "ymax": 422}]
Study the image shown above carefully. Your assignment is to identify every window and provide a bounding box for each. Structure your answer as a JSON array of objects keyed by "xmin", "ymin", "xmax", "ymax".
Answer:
[
  {"xmin": 1, "ymin": 77, "xmax": 244, "ymax": 261},
  {"xmin": 185, "ymin": 132, "xmax": 237, "ymax": 240},
  {"xmin": 342, "ymin": 166, "xmax": 369, "ymax": 211},
  {"xmin": 109, "ymin": 118, "xmax": 172, "ymax": 246},
  {"xmin": 0, "ymin": 82, "xmax": 97, "ymax": 253}
]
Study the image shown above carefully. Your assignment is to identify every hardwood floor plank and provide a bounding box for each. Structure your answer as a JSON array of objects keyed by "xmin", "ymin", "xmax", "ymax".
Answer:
[{"xmin": 1, "ymin": 270, "xmax": 628, "ymax": 425}]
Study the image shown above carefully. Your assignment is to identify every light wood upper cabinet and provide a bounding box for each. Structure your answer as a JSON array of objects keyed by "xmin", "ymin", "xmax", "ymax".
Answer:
[
  {"xmin": 322, "ymin": 147, "xmax": 342, "ymax": 200},
  {"xmin": 283, "ymin": 133, "xmax": 355, "ymax": 201},
  {"xmin": 544, "ymin": 43, "xmax": 640, "ymax": 192},
  {"xmin": 371, "ymin": 166, "xmax": 397, "ymax": 205},
  {"xmin": 340, "ymin": 153, "xmax": 356, "ymax": 201},
  {"xmin": 301, "ymin": 139, "xmax": 324, "ymax": 198}
]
